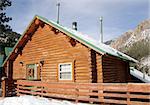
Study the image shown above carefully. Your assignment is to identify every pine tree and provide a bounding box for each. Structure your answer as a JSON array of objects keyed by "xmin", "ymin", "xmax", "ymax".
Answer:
[
  {"xmin": 0, "ymin": 0, "xmax": 20, "ymax": 47},
  {"xmin": 0, "ymin": 0, "xmax": 12, "ymax": 37},
  {"xmin": 0, "ymin": 0, "xmax": 20, "ymax": 63}
]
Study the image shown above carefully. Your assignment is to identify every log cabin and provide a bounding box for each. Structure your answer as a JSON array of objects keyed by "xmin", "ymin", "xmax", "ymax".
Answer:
[{"xmin": 2, "ymin": 15, "xmax": 138, "ymax": 83}]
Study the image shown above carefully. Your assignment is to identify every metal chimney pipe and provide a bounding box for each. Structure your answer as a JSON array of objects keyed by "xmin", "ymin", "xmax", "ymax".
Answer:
[
  {"xmin": 72, "ymin": 22, "xmax": 77, "ymax": 31},
  {"xmin": 99, "ymin": 17, "xmax": 103, "ymax": 43},
  {"xmin": 56, "ymin": 3, "xmax": 60, "ymax": 24}
]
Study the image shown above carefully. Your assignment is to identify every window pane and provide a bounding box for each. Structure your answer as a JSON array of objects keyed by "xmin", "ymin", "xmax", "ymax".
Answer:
[
  {"xmin": 59, "ymin": 63, "xmax": 72, "ymax": 80},
  {"xmin": 27, "ymin": 68, "xmax": 34, "ymax": 79},
  {"xmin": 27, "ymin": 64, "xmax": 35, "ymax": 69},
  {"xmin": 60, "ymin": 72, "xmax": 71, "ymax": 80},
  {"xmin": 60, "ymin": 64, "xmax": 71, "ymax": 72}
]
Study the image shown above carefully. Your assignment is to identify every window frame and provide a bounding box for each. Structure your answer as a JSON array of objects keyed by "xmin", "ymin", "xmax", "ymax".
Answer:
[
  {"xmin": 26, "ymin": 63, "xmax": 38, "ymax": 80},
  {"xmin": 58, "ymin": 62, "xmax": 74, "ymax": 81}
]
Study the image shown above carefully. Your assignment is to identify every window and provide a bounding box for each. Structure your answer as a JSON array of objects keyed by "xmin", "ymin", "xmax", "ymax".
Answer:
[
  {"xmin": 26, "ymin": 64, "xmax": 37, "ymax": 80},
  {"xmin": 58, "ymin": 63, "xmax": 73, "ymax": 80}
]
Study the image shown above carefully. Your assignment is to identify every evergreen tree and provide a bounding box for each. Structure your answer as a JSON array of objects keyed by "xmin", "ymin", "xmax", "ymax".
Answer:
[
  {"xmin": 0, "ymin": 0, "xmax": 12, "ymax": 37},
  {"xmin": 0, "ymin": 0, "xmax": 20, "ymax": 47}
]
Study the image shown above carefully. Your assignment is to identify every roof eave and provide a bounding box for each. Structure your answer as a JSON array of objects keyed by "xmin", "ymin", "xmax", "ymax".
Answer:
[
  {"xmin": 36, "ymin": 15, "xmax": 106, "ymax": 55},
  {"xmin": 105, "ymin": 53, "xmax": 138, "ymax": 63},
  {"xmin": 2, "ymin": 16, "xmax": 38, "ymax": 67}
]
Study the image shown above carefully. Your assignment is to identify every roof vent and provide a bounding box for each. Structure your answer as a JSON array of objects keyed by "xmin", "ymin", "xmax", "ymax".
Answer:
[{"xmin": 72, "ymin": 22, "xmax": 77, "ymax": 31}]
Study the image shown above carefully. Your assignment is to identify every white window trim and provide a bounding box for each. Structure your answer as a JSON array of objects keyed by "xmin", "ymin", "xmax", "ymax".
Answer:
[{"xmin": 58, "ymin": 62, "xmax": 73, "ymax": 80}]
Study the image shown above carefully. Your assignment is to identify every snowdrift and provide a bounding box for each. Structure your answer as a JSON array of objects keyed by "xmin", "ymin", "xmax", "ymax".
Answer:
[{"xmin": 0, "ymin": 95, "xmax": 90, "ymax": 105}]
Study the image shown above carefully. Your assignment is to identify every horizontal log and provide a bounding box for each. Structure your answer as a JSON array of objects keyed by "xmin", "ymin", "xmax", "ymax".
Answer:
[
  {"xmin": 103, "ymin": 85, "xmax": 127, "ymax": 92},
  {"xmin": 128, "ymin": 84, "xmax": 150, "ymax": 93},
  {"xmin": 77, "ymin": 97, "xmax": 100, "ymax": 102},
  {"xmin": 77, "ymin": 91, "xmax": 99, "ymax": 96},
  {"xmin": 130, "ymin": 101, "xmax": 150, "ymax": 105},
  {"xmin": 103, "ymin": 93, "xmax": 127, "ymax": 98},
  {"xmin": 129, "ymin": 94, "xmax": 150, "ymax": 99},
  {"xmin": 103, "ymin": 99, "xmax": 127, "ymax": 104}
]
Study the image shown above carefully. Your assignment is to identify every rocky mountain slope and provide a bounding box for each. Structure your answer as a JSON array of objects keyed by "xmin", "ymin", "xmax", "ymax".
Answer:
[
  {"xmin": 109, "ymin": 19, "xmax": 150, "ymax": 75},
  {"xmin": 110, "ymin": 19, "xmax": 150, "ymax": 51}
]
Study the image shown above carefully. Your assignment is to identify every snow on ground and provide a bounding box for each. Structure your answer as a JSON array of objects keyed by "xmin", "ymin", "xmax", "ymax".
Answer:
[{"xmin": 0, "ymin": 95, "xmax": 92, "ymax": 105}]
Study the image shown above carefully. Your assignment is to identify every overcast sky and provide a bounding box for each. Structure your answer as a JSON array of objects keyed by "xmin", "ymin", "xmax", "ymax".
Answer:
[{"xmin": 6, "ymin": 0, "xmax": 149, "ymax": 41}]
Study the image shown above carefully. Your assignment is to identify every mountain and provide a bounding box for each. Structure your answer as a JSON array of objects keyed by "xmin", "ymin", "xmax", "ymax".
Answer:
[
  {"xmin": 110, "ymin": 19, "xmax": 150, "ymax": 51},
  {"xmin": 108, "ymin": 19, "xmax": 150, "ymax": 75},
  {"xmin": 104, "ymin": 40, "xmax": 114, "ymax": 45}
]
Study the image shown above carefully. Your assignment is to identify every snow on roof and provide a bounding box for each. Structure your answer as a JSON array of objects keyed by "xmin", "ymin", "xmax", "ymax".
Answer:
[
  {"xmin": 0, "ymin": 95, "xmax": 89, "ymax": 105},
  {"xmin": 37, "ymin": 15, "xmax": 138, "ymax": 63},
  {"xmin": 130, "ymin": 67, "xmax": 150, "ymax": 83}
]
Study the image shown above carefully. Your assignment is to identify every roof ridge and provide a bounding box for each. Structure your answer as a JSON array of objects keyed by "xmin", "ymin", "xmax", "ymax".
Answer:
[
  {"xmin": 37, "ymin": 15, "xmax": 138, "ymax": 62},
  {"xmin": 2, "ymin": 15, "xmax": 138, "ymax": 67}
]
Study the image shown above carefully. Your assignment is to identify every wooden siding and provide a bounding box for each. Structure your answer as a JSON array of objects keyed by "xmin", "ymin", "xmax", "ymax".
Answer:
[
  {"xmin": 3, "ymin": 19, "xmax": 130, "ymax": 84},
  {"xmin": 90, "ymin": 50, "xmax": 97, "ymax": 83},
  {"xmin": 12, "ymin": 24, "xmax": 96, "ymax": 83},
  {"xmin": 96, "ymin": 53, "xmax": 103, "ymax": 83},
  {"xmin": 102, "ymin": 55, "xmax": 129, "ymax": 83}
]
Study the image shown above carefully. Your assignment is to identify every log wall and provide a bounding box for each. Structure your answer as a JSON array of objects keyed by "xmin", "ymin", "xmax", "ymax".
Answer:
[
  {"xmin": 96, "ymin": 53, "xmax": 103, "ymax": 83},
  {"xmin": 12, "ymin": 24, "xmax": 99, "ymax": 83},
  {"xmin": 102, "ymin": 55, "xmax": 129, "ymax": 83},
  {"xmin": 5, "ymin": 20, "xmax": 129, "ymax": 84}
]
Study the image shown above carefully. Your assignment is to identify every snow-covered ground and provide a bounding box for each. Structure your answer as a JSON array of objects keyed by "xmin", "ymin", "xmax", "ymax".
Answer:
[{"xmin": 0, "ymin": 95, "xmax": 92, "ymax": 105}]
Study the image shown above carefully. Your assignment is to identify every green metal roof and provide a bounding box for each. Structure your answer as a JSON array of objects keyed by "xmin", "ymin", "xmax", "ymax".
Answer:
[
  {"xmin": 0, "ymin": 54, "xmax": 4, "ymax": 67},
  {"xmin": 36, "ymin": 15, "xmax": 138, "ymax": 63},
  {"xmin": 5, "ymin": 47, "xmax": 13, "ymax": 57},
  {"xmin": 2, "ymin": 15, "xmax": 138, "ymax": 66},
  {"xmin": 0, "ymin": 47, "xmax": 12, "ymax": 67}
]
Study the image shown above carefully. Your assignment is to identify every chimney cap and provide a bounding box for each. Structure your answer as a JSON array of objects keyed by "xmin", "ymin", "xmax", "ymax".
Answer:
[
  {"xmin": 100, "ymin": 16, "xmax": 103, "ymax": 21},
  {"xmin": 72, "ymin": 22, "xmax": 77, "ymax": 31}
]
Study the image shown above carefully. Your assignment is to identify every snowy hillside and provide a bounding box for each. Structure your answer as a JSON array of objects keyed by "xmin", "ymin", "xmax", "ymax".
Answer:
[
  {"xmin": 110, "ymin": 19, "xmax": 150, "ymax": 51},
  {"xmin": 123, "ymin": 29, "xmax": 150, "ymax": 48},
  {"xmin": 109, "ymin": 19, "xmax": 150, "ymax": 76}
]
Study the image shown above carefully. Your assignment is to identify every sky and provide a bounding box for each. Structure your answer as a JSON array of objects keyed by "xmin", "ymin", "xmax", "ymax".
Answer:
[{"xmin": 5, "ymin": 0, "xmax": 150, "ymax": 41}]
